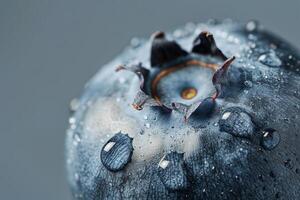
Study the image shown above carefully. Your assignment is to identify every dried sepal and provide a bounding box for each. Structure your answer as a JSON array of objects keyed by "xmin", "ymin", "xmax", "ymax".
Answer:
[
  {"xmin": 212, "ymin": 56, "xmax": 236, "ymax": 98},
  {"xmin": 172, "ymin": 97, "xmax": 216, "ymax": 121},
  {"xmin": 116, "ymin": 63, "xmax": 168, "ymax": 111},
  {"xmin": 172, "ymin": 101, "xmax": 201, "ymax": 121},
  {"xmin": 116, "ymin": 63, "xmax": 149, "ymax": 91},
  {"xmin": 151, "ymin": 31, "xmax": 188, "ymax": 67},
  {"xmin": 192, "ymin": 31, "xmax": 227, "ymax": 60},
  {"xmin": 132, "ymin": 90, "xmax": 161, "ymax": 110},
  {"xmin": 116, "ymin": 63, "xmax": 148, "ymax": 75}
]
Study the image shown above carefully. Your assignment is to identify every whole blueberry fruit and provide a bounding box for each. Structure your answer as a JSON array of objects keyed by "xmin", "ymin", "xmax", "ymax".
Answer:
[{"xmin": 66, "ymin": 20, "xmax": 300, "ymax": 200}]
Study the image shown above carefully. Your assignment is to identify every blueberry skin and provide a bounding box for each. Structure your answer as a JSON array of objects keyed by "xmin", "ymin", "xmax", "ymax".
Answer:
[{"xmin": 66, "ymin": 20, "xmax": 300, "ymax": 200}]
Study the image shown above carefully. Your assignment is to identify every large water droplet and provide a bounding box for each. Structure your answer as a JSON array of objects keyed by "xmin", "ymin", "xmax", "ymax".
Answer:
[
  {"xmin": 100, "ymin": 132, "xmax": 134, "ymax": 172},
  {"xmin": 258, "ymin": 51, "xmax": 282, "ymax": 67},
  {"xmin": 157, "ymin": 152, "xmax": 189, "ymax": 191},
  {"xmin": 260, "ymin": 128, "xmax": 280, "ymax": 150},
  {"xmin": 219, "ymin": 108, "xmax": 255, "ymax": 138}
]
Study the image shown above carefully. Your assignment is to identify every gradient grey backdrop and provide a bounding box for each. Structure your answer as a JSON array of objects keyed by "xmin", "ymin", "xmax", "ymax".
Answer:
[{"xmin": 0, "ymin": 0, "xmax": 299, "ymax": 199}]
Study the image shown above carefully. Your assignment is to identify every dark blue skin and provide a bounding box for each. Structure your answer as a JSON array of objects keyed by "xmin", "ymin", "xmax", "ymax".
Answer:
[{"xmin": 66, "ymin": 20, "xmax": 300, "ymax": 199}]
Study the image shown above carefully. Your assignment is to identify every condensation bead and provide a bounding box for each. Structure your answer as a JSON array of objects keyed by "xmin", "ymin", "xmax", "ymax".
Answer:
[
  {"xmin": 157, "ymin": 152, "xmax": 189, "ymax": 191},
  {"xmin": 219, "ymin": 109, "xmax": 255, "ymax": 138},
  {"xmin": 260, "ymin": 128, "xmax": 280, "ymax": 150},
  {"xmin": 100, "ymin": 132, "xmax": 134, "ymax": 172}
]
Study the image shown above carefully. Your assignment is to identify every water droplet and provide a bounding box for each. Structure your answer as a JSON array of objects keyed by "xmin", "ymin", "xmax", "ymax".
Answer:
[
  {"xmin": 260, "ymin": 128, "xmax": 280, "ymax": 150},
  {"xmin": 100, "ymin": 132, "xmax": 134, "ymax": 172},
  {"xmin": 118, "ymin": 77, "xmax": 126, "ymax": 84},
  {"xmin": 248, "ymin": 34, "xmax": 257, "ymax": 41},
  {"xmin": 258, "ymin": 51, "xmax": 282, "ymax": 67},
  {"xmin": 173, "ymin": 29, "xmax": 184, "ymax": 38},
  {"xmin": 74, "ymin": 173, "xmax": 79, "ymax": 181},
  {"xmin": 157, "ymin": 152, "xmax": 189, "ymax": 191},
  {"xmin": 219, "ymin": 109, "xmax": 254, "ymax": 138},
  {"xmin": 244, "ymin": 80, "xmax": 253, "ymax": 88},
  {"xmin": 145, "ymin": 123, "xmax": 150, "ymax": 128},
  {"xmin": 248, "ymin": 41, "xmax": 256, "ymax": 49},
  {"xmin": 69, "ymin": 98, "xmax": 79, "ymax": 112},
  {"xmin": 143, "ymin": 115, "xmax": 148, "ymax": 120},
  {"xmin": 69, "ymin": 117, "xmax": 76, "ymax": 124},
  {"xmin": 246, "ymin": 21, "xmax": 257, "ymax": 32},
  {"xmin": 270, "ymin": 43, "xmax": 277, "ymax": 49},
  {"xmin": 73, "ymin": 134, "xmax": 81, "ymax": 146},
  {"xmin": 130, "ymin": 37, "xmax": 141, "ymax": 48}
]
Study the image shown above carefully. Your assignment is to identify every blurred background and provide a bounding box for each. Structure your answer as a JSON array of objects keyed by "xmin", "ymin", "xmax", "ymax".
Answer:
[{"xmin": 0, "ymin": 0, "xmax": 299, "ymax": 199}]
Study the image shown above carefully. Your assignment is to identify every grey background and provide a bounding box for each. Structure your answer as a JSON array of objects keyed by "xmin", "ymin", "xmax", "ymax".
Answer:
[{"xmin": 0, "ymin": 0, "xmax": 299, "ymax": 199}]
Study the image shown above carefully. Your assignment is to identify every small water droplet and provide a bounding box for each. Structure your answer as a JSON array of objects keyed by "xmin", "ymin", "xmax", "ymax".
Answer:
[
  {"xmin": 70, "ymin": 124, "xmax": 76, "ymax": 130},
  {"xmin": 139, "ymin": 130, "xmax": 144, "ymax": 135},
  {"xmin": 73, "ymin": 134, "xmax": 81, "ymax": 146},
  {"xmin": 74, "ymin": 173, "xmax": 79, "ymax": 180},
  {"xmin": 69, "ymin": 117, "xmax": 76, "ymax": 124},
  {"xmin": 246, "ymin": 21, "xmax": 257, "ymax": 32},
  {"xmin": 145, "ymin": 123, "xmax": 150, "ymax": 128},
  {"xmin": 248, "ymin": 34, "xmax": 257, "ymax": 41},
  {"xmin": 244, "ymin": 80, "xmax": 253, "ymax": 88},
  {"xmin": 258, "ymin": 51, "xmax": 282, "ymax": 67},
  {"xmin": 143, "ymin": 115, "xmax": 148, "ymax": 120},
  {"xmin": 261, "ymin": 128, "xmax": 280, "ymax": 150},
  {"xmin": 173, "ymin": 29, "xmax": 184, "ymax": 38},
  {"xmin": 69, "ymin": 98, "xmax": 79, "ymax": 112},
  {"xmin": 118, "ymin": 77, "xmax": 126, "ymax": 84},
  {"xmin": 248, "ymin": 42, "xmax": 256, "ymax": 49},
  {"xmin": 130, "ymin": 37, "xmax": 141, "ymax": 48},
  {"xmin": 270, "ymin": 43, "xmax": 277, "ymax": 49}
]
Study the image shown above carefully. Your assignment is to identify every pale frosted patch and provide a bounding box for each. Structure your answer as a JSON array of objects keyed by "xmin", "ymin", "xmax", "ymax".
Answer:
[
  {"xmin": 84, "ymin": 98, "xmax": 140, "ymax": 140},
  {"xmin": 132, "ymin": 134, "xmax": 163, "ymax": 162},
  {"xmin": 182, "ymin": 132, "xmax": 201, "ymax": 158},
  {"xmin": 83, "ymin": 97, "xmax": 203, "ymax": 163}
]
